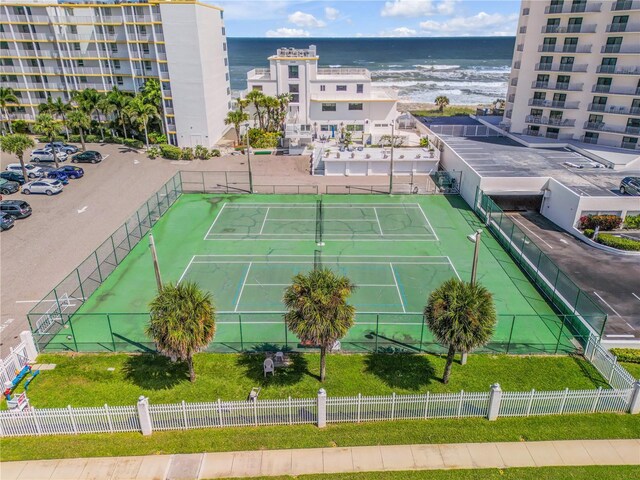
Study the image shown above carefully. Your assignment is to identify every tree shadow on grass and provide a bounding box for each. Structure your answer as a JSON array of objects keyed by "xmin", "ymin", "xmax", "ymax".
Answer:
[
  {"xmin": 122, "ymin": 354, "xmax": 189, "ymax": 390},
  {"xmin": 363, "ymin": 353, "xmax": 436, "ymax": 390},
  {"xmin": 570, "ymin": 353, "xmax": 609, "ymax": 389},
  {"xmin": 235, "ymin": 352, "xmax": 312, "ymax": 387}
]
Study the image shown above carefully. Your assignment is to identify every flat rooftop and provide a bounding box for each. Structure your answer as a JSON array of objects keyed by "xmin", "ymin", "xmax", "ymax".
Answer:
[{"xmin": 441, "ymin": 135, "xmax": 640, "ymax": 197}]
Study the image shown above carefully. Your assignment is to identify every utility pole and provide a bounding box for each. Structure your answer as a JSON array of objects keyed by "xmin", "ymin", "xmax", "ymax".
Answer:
[
  {"xmin": 149, "ymin": 234, "xmax": 163, "ymax": 292},
  {"xmin": 469, "ymin": 228, "xmax": 482, "ymax": 287},
  {"xmin": 389, "ymin": 121, "xmax": 395, "ymax": 194},
  {"xmin": 245, "ymin": 123, "xmax": 254, "ymax": 193}
]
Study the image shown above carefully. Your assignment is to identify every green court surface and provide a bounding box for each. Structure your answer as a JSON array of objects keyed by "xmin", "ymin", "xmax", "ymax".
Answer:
[{"xmin": 45, "ymin": 194, "xmax": 577, "ymax": 354}]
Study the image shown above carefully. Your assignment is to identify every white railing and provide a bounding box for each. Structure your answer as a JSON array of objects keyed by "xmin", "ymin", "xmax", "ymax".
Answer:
[
  {"xmin": 0, "ymin": 342, "xmax": 30, "ymax": 386},
  {"xmin": 585, "ymin": 335, "xmax": 636, "ymax": 390},
  {"xmin": 317, "ymin": 68, "xmax": 371, "ymax": 78},
  {"xmin": 428, "ymin": 125, "xmax": 503, "ymax": 138}
]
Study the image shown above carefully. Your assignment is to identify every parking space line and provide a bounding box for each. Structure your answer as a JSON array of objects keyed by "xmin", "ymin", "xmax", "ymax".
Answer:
[
  {"xmin": 632, "ymin": 293, "xmax": 640, "ymax": 303},
  {"xmin": 593, "ymin": 291, "xmax": 622, "ymax": 318},
  {"xmin": 509, "ymin": 215, "xmax": 553, "ymax": 249}
]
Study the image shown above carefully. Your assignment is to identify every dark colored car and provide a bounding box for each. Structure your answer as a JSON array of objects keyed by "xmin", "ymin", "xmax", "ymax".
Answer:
[
  {"xmin": 0, "ymin": 213, "xmax": 15, "ymax": 231},
  {"xmin": 620, "ymin": 176, "xmax": 640, "ymax": 196},
  {"xmin": 46, "ymin": 170, "xmax": 69, "ymax": 184},
  {"xmin": 0, "ymin": 171, "xmax": 26, "ymax": 185},
  {"xmin": 0, "ymin": 200, "xmax": 32, "ymax": 219},
  {"xmin": 55, "ymin": 165, "xmax": 84, "ymax": 179},
  {"xmin": 71, "ymin": 151, "xmax": 102, "ymax": 164},
  {"xmin": 0, "ymin": 178, "xmax": 20, "ymax": 195}
]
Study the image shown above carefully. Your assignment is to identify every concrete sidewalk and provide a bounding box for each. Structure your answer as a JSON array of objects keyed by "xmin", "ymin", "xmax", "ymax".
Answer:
[{"xmin": 1, "ymin": 439, "xmax": 639, "ymax": 479}]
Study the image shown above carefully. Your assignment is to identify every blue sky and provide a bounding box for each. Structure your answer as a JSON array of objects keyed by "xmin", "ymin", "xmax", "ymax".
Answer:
[{"xmin": 214, "ymin": 0, "xmax": 521, "ymax": 37}]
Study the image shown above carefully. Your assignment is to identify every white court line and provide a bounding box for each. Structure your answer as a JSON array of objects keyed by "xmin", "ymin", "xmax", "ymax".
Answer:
[
  {"xmin": 264, "ymin": 219, "xmax": 378, "ymax": 222},
  {"xmin": 243, "ymin": 283, "xmax": 398, "ymax": 287},
  {"xmin": 204, "ymin": 202, "xmax": 227, "ymax": 240},
  {"xmin": 16, "ymin": 297, "xmax": 83, "ymax": 303},
  {"xmin": 445, "ymin": 256, "xmax": 462, "ymax": 280},
  {"xmin": 605, "ymin": 334, "xmax": 636, "ymax": 338},
  {"xmin": 216, "ymin": 320, "xmax": 424, "ymax": 324},
  {"xmin": 192, "ymin": 261, "xmax": 452, "ymax": 265},
  {"xmin": 416, "ymin": 204, "xmax": 439, "ymax": 241},
  {"xmin": 207, "ymin": 233, "xmax": 434, "ymax": 236},
  {"xmin": 632, "ymin": 293, "xmax": 640, "ymax": 302},
  {"xmin": 259, "ymin": 207, "xmax": 270, "ymax": 235},
  {"xmin": 192, "ymin": 254, "xmax": 451, "ymax": 258},
  {"xmin": 218, "ymin": 203, "xmax": 422, "ymax": 207},
  {"xmin": 206, "ymin": 238, "xmax": 438, "ymax": 242},
  {"xmin": 509, "ymin": 215, "xmax": 554, "ymax": 249},
  {"xmin": 178, "ymin": 255, "xmax": 196, "ymax": 283},
  {"xmin": 593, "ymin": 291, "xmax": 622, "ymax": 318},
  {"xmin": 389, "ymin": 263, "xmax": 406, "ymax": 313},
  {"xmin": 234, "ymin": 262, "xmax": 252, "ymax": 312},
  {"xmin": 373, "ymin": 207, "xmax": 384, "ymax": 236}
]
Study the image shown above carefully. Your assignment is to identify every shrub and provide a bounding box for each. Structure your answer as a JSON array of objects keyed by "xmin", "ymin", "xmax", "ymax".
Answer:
[
  {"xmin": 147, "ymin": 146, "xmax": 161, "ymax": 159},
  {"xmin": 69, "ymin": 134, "xmax": 82, "ymax": 143},
  {"xmin": 111, "ymin": 137, "xmax": 125, "ymax": 145},
  {"xmin": 148, "ymin": 132, "xmax": 167, "ymax": 145},
  {"xmin": 12, "ymin": 120, "xmax": 30, "ymax": 134},
  {"xmin": 211, "ymin": 149, "xmax": 221, "ymax": 157},
  {"xmin": 594, "ymin": 233, "xmax": 640, "ymax": 251},
  {"xmin": 578, "ymin": 214, "xmax": 622, "ymax": 231},
  {"xmin": 194, "ymin": 145, "xmax": 211, "ymax": 160},
  {"xmin": 37, "ymin": 135, "xmax": 65, "ymax": 143},
  {"xmin": 159, "ymin": 144, "xmax": 181, "ymax": 160},
  {"xmin": 248, "ymin": 128, "xmax": 280, "ymax": 148},
  {"xmin": 181, "ymin": 147, "xmax": 194, "ymax": 160},
  {"xmin": 610, "ymin": 348, "xmax": 640, "ymax": 364},
  {"xmin": 419, "ymin": 137, "xmax": 430, "ymax": 147},
  {"xmin": 623, "ymin": 214, "xmax": 640, "ymax": 229},
  {"xmin": 583, "ymin": 229, "xmax": 594, "ymax": 239},
  {"xmin": 85, "ymin": 134, "xmax": 100, "ymax": 143},
  {"xmin": 123, "ymin": 138, "xmax": 144, "ymax": 149}
]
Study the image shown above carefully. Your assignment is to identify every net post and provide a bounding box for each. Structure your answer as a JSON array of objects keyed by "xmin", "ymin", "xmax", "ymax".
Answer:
[
  {"xmin": 67, "ymin": 315, "xmax": 79, "ymax": 352},
  {"xmin": 419, "ymin": 315, "xmax": 425, "ymax": 352},
  {"xmin": 124, "ymin": 221, "xmax": 133, "ymax": 252},
  {"xmin": 506, "ymin": 315, "xmax": 516, "ymax": 354},
  {"xmin": 239, "ymin": 314, "xmax": 244, "ymax": 351},
  {"xmin": 76, "ymin": 268, "xmax": 86, "ymax": 303},
  {"xmin": 554, "ymin": 317, "xmax": 565, "ymax": 355},
  {"xmin": 107, "ymin": 314, "xmax": 116, "ymax": 352},
  {"xmin": 284, "ymin": 320, "xmax": 288, "ymax": 349},
  {"xmin": 375, "ymin": 314, "xmax": 379, "ymax": 353}
]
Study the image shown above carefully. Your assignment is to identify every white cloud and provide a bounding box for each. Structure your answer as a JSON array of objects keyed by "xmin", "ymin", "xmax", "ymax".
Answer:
[
  {"xmin": 381, "ymin": 0, "xmax": 435, "ymax": 17},
  {"xmin": 288, "ymin": 11, "xmax": 326, "ymax": 28},
  {"xmin": 437, "ymin": 0, "xmax": 459, "ymax": 15},
  {"xmin": 216, "ymin": 1, "xmax": 293, "ymax": 20},
  {"xmin": 420, "ymin": 12, "xmax": 519, "ymax": 36},
  {"xmin": 265, "ymin": 27, "xmax": 311, "ymax": 37},
  {"xmin": 379, "ymin": 26, "xmax": 418, "ymax": 37},
  {"xmin": 325, "ymin": 6, "xmax": 340, "ymax": 20}
]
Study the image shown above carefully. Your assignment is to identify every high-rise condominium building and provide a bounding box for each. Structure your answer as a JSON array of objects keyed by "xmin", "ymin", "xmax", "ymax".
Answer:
[
  {"xmin": 504, "ymin": 0, "xmax": 640, "ymax": 151},
  {"xmin": 1, "ymin": 0, "xmax": 231, "ymax": 147}
]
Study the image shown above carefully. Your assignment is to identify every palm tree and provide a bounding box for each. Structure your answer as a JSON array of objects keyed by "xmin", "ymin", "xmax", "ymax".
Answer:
[
  {"xmin": 283, "ymin": 268, "xmax": 356, "ymax": 382},
  {"xmin": 224, "ymin": 110, "xmax": 249, "ymax": 145},
  {"xmin": 147, "ymin": 281, "xmax": 216, "ymax": 382},
  {"xmin": 107, "ymin": 87, "xmax": 132, "ymax": 139},
  {"xmin": 125, "ymin": 96, "xmax": 160, "ymax": 148},
  {"xmin": 141, "ymin": 79, "xmax": 164, "ymax": 134},
  {"xmin": 0, "ymin": 87, "xmax": 20, "ymax": 134},
  {"xmin": 245, "ymin": 89, "xmax": 266, "ymax": 130},
  {"xmin": 66, "ymin": 109, "xmax": 91, "ymax": 151},
  {"xmin": 39, "ymin": 97, "xmax": 71, "ymax": 141},
  {"xmin": 33, "ymin": 114, "xmax": 62, "ymax": 168},
  {"xmin": 424, "ymin": 278, "xmax": 496, "ymax": 384},
  {"xmin": 0, "ymin": 134, "xmax": 35, "ymax": 184},
  {"xmin": 435, "ymin": 95, "xmax": 450, "ymax": 113},
  {"xmin": 96, "ymin": 94, "xmax": 116, "ymax": 141}
]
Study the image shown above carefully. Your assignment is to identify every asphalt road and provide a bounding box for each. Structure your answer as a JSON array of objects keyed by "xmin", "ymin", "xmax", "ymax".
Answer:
[{"xmin": 506, "ymin": 211, "xmax": 640, "ymax": 342}]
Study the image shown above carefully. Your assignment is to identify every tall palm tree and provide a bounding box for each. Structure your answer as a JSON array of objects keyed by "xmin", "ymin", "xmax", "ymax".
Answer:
[
  {"xmin": 39, "ymin": 97, "xmax": 71, "ymax": 141},
  {"xmin": 283, "ymin": 268, "xmax": 356, "ymax": 382},
  {"xmin": 96, "ymin": 94, "xmax": 115, "ymax": 141},
  {"xmin": 147, "ymin": 281, "xmax": 216, "ymax": 382},
  {"xmin": 0, "ymin": 87, "xmax": 20, "ymax": 134},
  {"xmin": 33, "ymin": 113, "xmax": 63, "ymax": 168},
  {"xmin": 141, "ymin": 79, "xmax": 164, "ymax": 134},
  {"xmin": 245, "ymin": 89, "xmax": 266, "ymax": 130},
  {"xmin": 435, "ymin": 95, "xmax": 450, "ymax": 113},
  {"xmin": 424, "ymin": 278, "xmax": 496, "ymax": 384},
  {"xmin": 66, "ymin": 109, "xmax": 91, "ymax": 151},
  {"xmin": 125, "ymin": 96, "xmax": 159, "ymax": 148},
  {"xmin": 224, "ymin": 110, "xmax": 249, "ymax": 145},
  {"xmin": 107, "ymin": 87, "xmax": 132, "ymax": 139},
  {"xmin": 0, "ymin": 134, "xmax": 35, "ymax": 184},
  {"xmin": 274, "ymin": 93, "xmax": 292, "ymax": 131}
]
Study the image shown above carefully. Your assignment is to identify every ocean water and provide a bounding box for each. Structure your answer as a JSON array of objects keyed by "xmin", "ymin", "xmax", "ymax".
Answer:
[{"xmin": 227, "ymin": 37, "xmax": 515, "ymax": 105}]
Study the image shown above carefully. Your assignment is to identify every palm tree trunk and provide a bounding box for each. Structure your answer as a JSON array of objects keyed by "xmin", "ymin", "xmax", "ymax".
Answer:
[
  {"xmin": 51, "ymin": 137, "xmax": 59, "ymax": 169},
  {"xmin": 19, "ymin": 156, "xmax": 28, "ymax": 185},
  {"xmin": 319, "ymin": 346, "xmax": 327, "ymax": 382},
  {"xmin": 120, "ymin": 114, "xmax": 128, "ymax": 139},
  {"xmin": 144, "ymin": 123, "xmax": 149, "ymax": 149},
  {"xmin": 6, "ymin": 108, "xmax": 13, "ymax": 134},
  {"xmin": 235, "ymin": 123, "xmax": 240, "ymax": 145},
  {"xmin": 98, "ymin": 112, "xmax": 105, "ymax": 142},
  {"xmin": 442, "ymin": 344, "xmax": 456, "ymax": 384},
  {"xmin": 62, "ymin": 113, "xmax": 69, "ymax": 141},
  {"xmin": 79, "ymin": 128, "xmax": 86, "ymax": 151},
  {"xmin": 188, "ymin": 356, "xmax": 196, "ymax": 382}
]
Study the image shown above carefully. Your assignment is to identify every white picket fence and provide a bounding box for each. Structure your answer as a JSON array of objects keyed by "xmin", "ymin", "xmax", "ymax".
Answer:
[
  {"xmin": 0, "ymin": 340, "xmax": 31, "ymax": 386},
  {"xmin": 584, "ymin": 335, "xmax": 636, "ymax": 391}
]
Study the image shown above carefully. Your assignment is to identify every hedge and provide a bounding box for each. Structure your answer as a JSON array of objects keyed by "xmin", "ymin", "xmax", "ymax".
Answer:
[
  {"xmin": 578, "ymin": 215, "xmax": 622, "ymax": 231},
  {"xmin": 624, "ymin": 214, "xmax": 640, "ymax": 229},
  {"xmin": 159, "ymin": 144, "xmax": 182, "ymax": 160},
  {"xmin": 610, "ymin": 349, "xmax": 640, "ymax": 364},
  {"xmin": 594, "ymin": 233, "xmax": 640, "ymax": 251}
]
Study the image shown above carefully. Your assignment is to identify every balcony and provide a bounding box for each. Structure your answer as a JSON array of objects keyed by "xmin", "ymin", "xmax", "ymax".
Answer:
[
  {"xmin": 621, "ymin": 141, "xmax": 639, "ymax": 149},
  {"xmin": 53, "ymin": 15, "xmax": 122, "ymax": 25},
  {"xmin": 592, "ymin": 85, "xmax": 640, "ymax": 95},
  {"xmin": 588, "ymin": 104, "xmax": 640, "ymax": 115},
  {"xmin": 525, "ymin": 116, "xmax": 575, "ymax": 127},
  {"xmin": 531, "ymin": 81, "xmax": 584, "ymax": 91},
  {"xmin": 1, "ymin": 32, "xmax": 55, "ymax": 41},
  {"xmin": 596, "ymin": 65, "xmax": 640, "ymax": 75},
  {"xmin": 6, "ymin": 81, "xmax": 69, "ymax": 90},
  {"xmin": 584, "ymin": 122, "xmax": 640, "ymax": 135},
  {"xmin": 606, "ymin": 22, "xmax": 640, "ymax": 32},
  {"xmin": 541, "ymin": 24, "xmax": 597, "ymax": 34},
  {"xmin": 601, "ymin": 44, "xmax": 640, "ymax": 54},
  {"xmin": 164, "ymin": 107, "xmax": 174, "ymax": 116},
  {"xmin": 545, "ymin": 2, "xmax": 602, "ymax": 13},
  {"xmin": 247, "ymin": 68, "xmax": 272, "ymax": 81},
  {"xmin": 535, "ymin": 63, "xmax": 588, "ymax": 72},
  {"xmin": 317, "ymin": 68, "xmax": 371, "ymax": 78},
  {"xmin": 612, "ymin": 0, "xmax": 640, "ymax": 10},
  {"xmin": 124, "ymin": 15, "xmax": 160, "ymax": 23},
  {"xmin": 522, "ymin": 128, "xmax": 573, "ymax": 140},
  {"xmin": 5, "ymin": 14, "xmax": 50, "ymax": 23},
  {"xmin": 513, "ymin": 61, "xmax": 521, "ymax": 69},
  {"xmin": 528, "ymin": 99, "xmax": 580, "ymax": 109},
  {"xmin": 538, "ymin": 44, "xmax": 592, "ymax": 53},
  {"xmin": 0, "ymin": 65, "xmax": 63, "ymax": 75},
  {"xmin": 510, "ymin": 78, "xmax": 518, "ymax": 86},
  {"xmin": 580, "ymin": 135, "xmax": 599, "ymax": 144}
]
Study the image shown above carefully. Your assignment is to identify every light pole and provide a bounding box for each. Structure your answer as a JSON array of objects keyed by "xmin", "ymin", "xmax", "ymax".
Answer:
[
  {"xmin": 244, "ymin": 123, "xmax": 254, "ymax": 193},
  {"xmin": 149, "ymin": 233, "xmax": 163, "ymax": 292},
  {"xmin": 467, "ymin": 228, "xmax": 483, "ymax": 286},
  {"xmin": 388, "ymin": 120, "xmax": 395, "ymax": 194}
]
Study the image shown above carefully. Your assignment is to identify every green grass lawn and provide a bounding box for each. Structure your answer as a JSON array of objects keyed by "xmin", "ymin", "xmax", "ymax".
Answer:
[
  {"xmin": 2, "ymin": 414, "xmax": 638, "ymax": 462},
  {"xmin": 408, "ymin": 106, "xmax": 476, "ymax": 117},
  {"xmin": 621, "ymin": 362, "xmax": 640, "ymax": 380},
  {"xmin": 17, "ymin": 352, "xmax": 609, "ymax": 408},
  {"xmin": 215, "ymin": 466, "xmax": 640, "ymax": 480}
]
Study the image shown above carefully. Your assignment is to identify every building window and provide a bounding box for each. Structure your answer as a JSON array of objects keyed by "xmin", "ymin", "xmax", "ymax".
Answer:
[
  {"xmin": 224, "ymin": 58, "xmax": 228, "ymax": 66},
  {"xmin": 356, "ymin": 84, "xmax": 364, "ymax": 93},
  {"xmin": 322, "ymin": 103, "xmax": 336, "ymax": 112},
  {"xmin": 320, "ymin": 85, "xmax": 325, "ymax": 91},
  {"xmin": 289, "ymin": 84, "xmax": 299, "ymax": 103},
  {"xmin": 116, "ymin": 76, "xmax": 123, "ymax": 85},
  {"xmin": 252, "ymin": 85, "xmax": 263, "ymax": 91},
  {"xmin": 73, "ymin": 42, "xmax": 81, "ymax": 51},
  {"xmin": 348, "ymin": 103, "xmax": 363, "ymax": 111},
  {"xmin": 346, "ymin": 124, "xmax": 364, "ymax": 132},
  {"xmin": 336, "ymin": 85, "xmax": 347, "ymax": 91},
  {"xmin": 288, "ymin": 65, "xmax": 299, "ymax": 79}
]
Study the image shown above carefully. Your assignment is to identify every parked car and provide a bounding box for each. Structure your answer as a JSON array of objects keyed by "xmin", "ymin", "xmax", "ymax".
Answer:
[
  {"xmin": 54, "ymin": 165, "xmax": 84, "ymax": 179},
  {"xmin": 71, "ymin": 151, "xmax": 102, "ymax": 164},
  {"xmin": 22, "ymin": 178, "xmax": 64, "ymax": 196},
  {"xmin": 620, "ymin": 176, "xmax": 640, "ymax": 196},
  {"xmin": 45, "ymin": 142, "xmax": 79, "ymax": 154},
  {"xmin": 0, "ymin": 171, "xmax": 26, "ymax": 185},
  {"xmin": 30, "ymin": 149, "xmax": 68, "ymax": 163},
  {"xmin": 0, "ymin": 178, "xmax": 20, "ymax": 195},
  {"xmin": 0, "ymin": 213, "xmax": 15, "ymax": 231},
  {"xmin": 46, "ymin": 170, "xmax": 69, "ymax": 184},
  {"xmin": 6, "ymin": 164, "xmax": 44, "ymax": 178},
  {"xmin": 0, "ymin": 199, "xmax": 32, "ymax": 218}
]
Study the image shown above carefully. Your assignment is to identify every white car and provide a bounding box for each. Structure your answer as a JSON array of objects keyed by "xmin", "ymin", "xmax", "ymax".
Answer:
[
  {"xmin": 22, "ymin": 178, "xmax": 64, "ymax": 196},
  {"xmin": 30, "ymin": 149, "xmax": 68, "ymax": 163},
  {"xmin": 5, "ymin": 163, "xmax": 44, "ymax": 179}
]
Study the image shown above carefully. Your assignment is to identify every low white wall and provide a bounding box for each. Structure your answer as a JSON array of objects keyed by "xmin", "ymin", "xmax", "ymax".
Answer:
[{"xmin": 324, "ymin": 159, "xmax": 437, "ymax": 176}]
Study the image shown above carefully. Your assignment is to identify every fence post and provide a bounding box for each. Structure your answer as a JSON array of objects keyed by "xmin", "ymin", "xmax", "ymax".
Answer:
[
  {"xmin": 526, "ymin": 389, "xmax": 535, "ymax": 416},
  {"xmin": 317, "ymin": 388, "xmax": 327, "ymax": 428},
  {"xmin": 592, "ymin": 387, "xmax": 602, "ymax": 413},
  {"xmin": 19, "ymin": 331, "xmax": 38, "ymax": 362},
  {"xmin": 105, "ymin": 404, "xmax": 114, "ymax": 433},
  {"xmin": 68, "ymin": 405, "xmax": 78, "ymax": 434},
  {"xmin": 31, "ymin": 407, "xmax": 42, "ymax": 435},
  {"xmin": 608, "ymin": 357, "xmax": 618, "ymax": 384},
  {"xmin": 357, "ymin": 393, "xmax": 362, "ymax": 423},
  {"xmin": 487, "ymin": 383, "xmax": 502, "ymax": 421},
  {"xmin": 218, "ymin": 399, "xmax": 224, "ymax": 427},
  {"xmin": 137, "ymin": 396, "xmax": 153, "ymax": 435},
  {"xmin": 288, "ymin": 396, "xmax": 292, "ymax": 425},
  {"xmin": 253, "ymin": 397, "xmax": 258, "ymax": 426},
  {"xmin": 391, "ymin": 392, "xmax": 396, "ymax": 420},
  {"xmin": 423, "ymin": 392, "xmax": 430, "ymax": 419},
  {"xmin": 628, "ymin": 381, "xmax": 640, "ymax": 415},
  {"xmin": 76, "ymin": 268, "xmax": 86, "ymax": 302},
  {"xmin": 559, "ymin": 388, "xmax": 569, "ymax": 414},
  {"xmin": 182, "ymin": 400, "xmax": 188, "ymax": 429}
]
